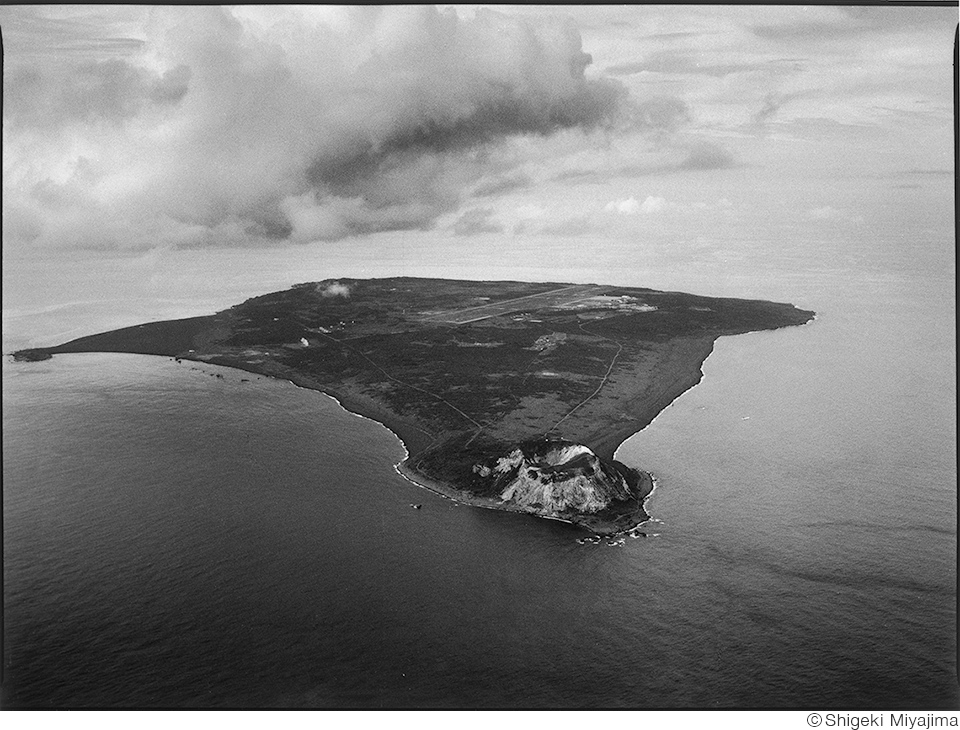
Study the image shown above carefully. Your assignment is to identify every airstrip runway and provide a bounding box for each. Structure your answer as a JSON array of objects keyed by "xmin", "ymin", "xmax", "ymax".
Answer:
[{"xmin": 422, "ymin": 284, "xmax": 608, "ymax": 325}]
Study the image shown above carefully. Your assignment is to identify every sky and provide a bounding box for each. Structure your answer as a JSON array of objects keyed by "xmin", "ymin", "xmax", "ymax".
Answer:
[{"xmin": 1, "ymin": 5, "xmax": 956, "ymax": 311}]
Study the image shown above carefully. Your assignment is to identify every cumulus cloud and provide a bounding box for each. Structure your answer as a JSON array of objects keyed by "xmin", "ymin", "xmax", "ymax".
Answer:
[
  {"xmin": 605, "ymin": 195, "xmax": 671, "ymax": 216},
  {"xmin": 605, "ymin": 197, "xmax": 642, "ymax": 215},
  {"xmin": 2, "ymin": 6, "xmax": 627, "ymax": 250}
]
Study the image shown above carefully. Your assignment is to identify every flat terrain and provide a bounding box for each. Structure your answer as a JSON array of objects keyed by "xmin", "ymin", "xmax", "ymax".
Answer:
[
  {"xmin": 420, "ymin": 284, "xmax": 605, "ymax": 324},
  {"xmin": 14, "ymin": 277, "xmax": 814, "ymax": 531}
]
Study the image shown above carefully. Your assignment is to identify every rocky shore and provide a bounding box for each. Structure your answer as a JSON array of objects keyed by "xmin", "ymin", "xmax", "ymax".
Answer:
[{"xmin": 395, "ymin": 458, "xmax": 654, "ymax": 536}]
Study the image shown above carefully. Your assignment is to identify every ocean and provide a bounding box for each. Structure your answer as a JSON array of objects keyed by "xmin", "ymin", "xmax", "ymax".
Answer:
[{"xmin": 2, "ymin": 221, "xmax": 956, "ymax": 707}]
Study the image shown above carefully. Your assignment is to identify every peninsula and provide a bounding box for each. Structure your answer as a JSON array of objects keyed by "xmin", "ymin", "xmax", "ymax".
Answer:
[{"xmin": 13, "ymin": 277, "xmax": 814, "ymax": 534}]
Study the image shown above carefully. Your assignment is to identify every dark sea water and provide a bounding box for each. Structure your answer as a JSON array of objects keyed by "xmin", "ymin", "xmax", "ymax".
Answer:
[
  {"xmin": 3, "ymin": 308, "xmax": 956, "ymax": 708},
  {"xmin": 3, "ymin": 221, "xmax": 957, "ymax": 707}
]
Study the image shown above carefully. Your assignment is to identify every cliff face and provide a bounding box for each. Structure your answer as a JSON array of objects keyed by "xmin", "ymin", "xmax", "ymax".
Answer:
[{"xmin": 473, "ymin": 439, "xmax": 637, "ymax": 515}]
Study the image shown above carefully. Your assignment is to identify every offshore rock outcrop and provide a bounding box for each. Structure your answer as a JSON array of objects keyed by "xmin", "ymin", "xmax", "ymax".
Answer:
[{"xmin": 472, "ymin": 439, "xmax": 643, "ymax": 518}]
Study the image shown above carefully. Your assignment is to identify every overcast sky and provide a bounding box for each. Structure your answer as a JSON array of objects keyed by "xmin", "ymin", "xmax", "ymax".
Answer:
[{"xmin": 1, "ymin": 5, "xmax": 955, "ymax": 256}]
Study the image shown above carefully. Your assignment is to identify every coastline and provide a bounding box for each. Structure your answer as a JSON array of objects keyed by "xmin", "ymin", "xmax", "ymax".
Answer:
[
  {"xmin": 4, "ymin": 336, "xmax": 711, "ymax": 535},
  {"xmin": 253, "ymin": 333, "xmax": 719, "ymax": 534},
  {"xmin": 171, "ymin": 353, "xmax": 440, "ymax": 457},
  {"xmin": 591, "ymin": 335, "xmax": 716, "ymax": 461},
  {"xmin": 393, "ymin": 458, "xmax": 651, "ymax": 535},
  {"xmin": 167, "ymin": 356, "xmax": 615, "ymax": 531},
  {"xmin": 275, "ymin": 371, "xmax": 437, "ymax": 457},
  {"xmin": 8, "ymin": 299, "xmax": 813, "ymax": 535},
  {"xmin": 230, "ymin": 360, "xmax": 657, "ymax": 535}
]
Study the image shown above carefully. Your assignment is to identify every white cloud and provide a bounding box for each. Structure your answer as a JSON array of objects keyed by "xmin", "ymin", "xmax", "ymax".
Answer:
[
  {"xmin": 1, "ymin": 6, "xmax": 626, "ymax": 250},
  {"xmin": 639, "ymin": 195, "xmax": 667, "ymax": 214},
  {"xmin": 3, "ymin": 4, "xmax": 951, "ymax": 256},
  {"xmin": 605, "ymin": 195, "xmax": 668, "ymax": 216},
  {"xmin": 605, "ymin": 197, "xmax": 641, "ymax": 215}
]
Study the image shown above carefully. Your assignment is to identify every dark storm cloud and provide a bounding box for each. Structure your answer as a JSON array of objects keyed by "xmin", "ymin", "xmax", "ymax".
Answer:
[{"xmin": 304, "ymin": 76, "xmax": 624, "ymax": 200}]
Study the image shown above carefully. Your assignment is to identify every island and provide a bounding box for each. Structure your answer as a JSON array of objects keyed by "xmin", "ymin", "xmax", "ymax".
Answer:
[{"xmin": 12, "ymin": 277, "xmax": 814, "ymax": 534}]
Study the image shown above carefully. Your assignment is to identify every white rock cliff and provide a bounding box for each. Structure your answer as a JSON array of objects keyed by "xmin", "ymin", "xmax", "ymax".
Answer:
[{"xmin": 474, "ymin": 440, "xmax": 636, "ymax": 515}]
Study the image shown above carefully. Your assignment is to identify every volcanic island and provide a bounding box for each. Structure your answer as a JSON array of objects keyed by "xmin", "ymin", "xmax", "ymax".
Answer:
[{"xmin": 13, "ymin": 278, "xmax": 814, "ymax": 535}]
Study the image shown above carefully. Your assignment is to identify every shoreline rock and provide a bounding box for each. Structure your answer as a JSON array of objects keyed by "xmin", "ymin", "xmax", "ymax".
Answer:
[{"xmin": 396, "ymin": 450, "xmax": 653, "ymax": 536}]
